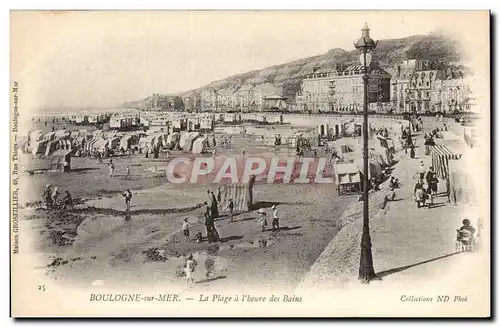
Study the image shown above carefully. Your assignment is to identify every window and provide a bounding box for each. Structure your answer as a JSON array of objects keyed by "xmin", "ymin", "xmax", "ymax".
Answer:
[
  {"xmin": 426, "ymin": 91, "xmax": 430, "ymax": 98},
  {"xmin": 426, "ymin": 82, "xmax": 430, "ymax": 87}
]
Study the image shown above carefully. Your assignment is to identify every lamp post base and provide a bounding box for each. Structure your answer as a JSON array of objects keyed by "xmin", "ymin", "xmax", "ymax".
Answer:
[
  {"xmin": 358, "ymin": 230, "xmax": 382, "ymax": 284},
  {"xmin": 358, "ymin": 267, "xmax": 381, "ymax": 284}
]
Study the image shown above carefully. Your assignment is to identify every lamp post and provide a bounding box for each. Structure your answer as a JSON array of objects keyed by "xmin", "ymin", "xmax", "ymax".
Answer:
[
  {"xmin": 354, "ymin": 23, "xmax": 380, "ymax": 283},
  {"xmin": 405, "ymin": 89, "xmax": 412, "ymax": 131}
]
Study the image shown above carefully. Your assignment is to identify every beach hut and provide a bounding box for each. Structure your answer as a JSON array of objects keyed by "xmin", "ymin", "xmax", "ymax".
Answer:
[
  {"xmin": 179, "ymin": 131, "xmax": 191, "ymax": 149},
  {"xmin": 183, "ymin": 132, "xmax": 200, "ymax": 151},
  {"xmin": 49, "ymin": 149, "xmax": 73, "ymax": 172},
  {"xmin": 166, "ymin": 132, "xmax": 181, "ymax": 149},
  {"xmin": 192, "ymin": 136, "xmax": 210, "ymax": 154},
  {"xmin": 54, "ymin": 129, "xmax": 70, "ymax": 139},
  {"xmin": 448, "ymin": 159, "xmax": 477, "ymax": 205},
  {"xmin": 31, "ymin": 139, "xmax": 48, "ymax": 156},
  {"xmin": 44, "ymin": 132, "xmax": 56, "ymax": 142},
  {"xmin": 138, "ymin": 135, "xmax": 155, "ymax": 153},
  {"xmin": 464, "ymin": 126, "xmax": 479, "ymax": 148},
  {"xmin": 28, "ymin": 130, "xmax": 44, "ymax": 146},
  {"xmin": 353, "ymin": 158, "xmax": 382, "ymax": 180},
  {"xmin": 92, "ymin": 138, "xmax": 109, "ymax": 154},
  {"xmin": 108, "ymin": 136, "xmax": 121, "ymax": 150},
  {"xmin": 335, "ymin": 162, "xmax": 362, "ymax": 195},
  {"xmin": 119, "ymin": 134, "xmax": 133, "ymax": 152},
  {"xmin": 45, "ymin": 140, "xmax": 60, "ymax": 157},
  {"xmin": 429, "ymin": 144, "xmax": 463, "ymax": 179}
]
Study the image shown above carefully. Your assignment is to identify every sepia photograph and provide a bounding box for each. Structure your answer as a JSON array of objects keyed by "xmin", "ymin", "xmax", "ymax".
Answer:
[{"xmin": 10, "ymin": 10, "xmax": 490, "ymax": 317}]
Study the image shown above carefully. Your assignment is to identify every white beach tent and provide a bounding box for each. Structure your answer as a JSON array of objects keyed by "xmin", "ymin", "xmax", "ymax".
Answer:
[{"xmin": 192, "ymin": 136, "xmax": 210, "ymax": 154}]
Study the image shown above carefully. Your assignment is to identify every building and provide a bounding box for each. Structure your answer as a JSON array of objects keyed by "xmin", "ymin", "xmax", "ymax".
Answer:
[
  {"xmin": 262, "ymin": 95, "xmax": 288, "ymax": 111},
  {"xmin": 201, "ymin": 88, "xmax": 217, "ymax": 112},
  {"xmin": 432, "ymin": 77, "xmax": 472, "ymax": 113},
  {"xmin": 391, "ymin": 59, "xmax": 472, "ymax": 114},
  {"xmin": 296, "ymin": 63, "xmax": 391, "ymax": 113},
  {"xmin": 296, "ymin": 67, "xmax": 338, "ymax": 113},
  {"xmin": 252, "ymin": 83, "xmax": 284, "ymax": 111},
  {"xmin": 335, "ymin": 63, "xmax": 391, "ymax": 112},
  {"xmin": 109, "ymin": 113, "xmax": 141, "ymax": 130}
]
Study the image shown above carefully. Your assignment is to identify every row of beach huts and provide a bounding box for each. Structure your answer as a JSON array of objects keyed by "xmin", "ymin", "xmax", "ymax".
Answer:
[{"xmin": 23, "ymin": 128, "xmax": 217, "ymax": 161}]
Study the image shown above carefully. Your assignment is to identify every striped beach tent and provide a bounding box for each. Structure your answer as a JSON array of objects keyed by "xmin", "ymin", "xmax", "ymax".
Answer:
[
  {"xmin": 221, "ymin": 184, "xmax": 250, "ymax": 212},
  {"xmin": 430, "ymin": 145, "xmax": 463, "ymax": 179}
]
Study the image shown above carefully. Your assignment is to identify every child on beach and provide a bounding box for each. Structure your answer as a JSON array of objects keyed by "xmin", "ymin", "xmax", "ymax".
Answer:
[
  {"xmin": 108, "ymin": 161, "xmax": 115, "ymax": 177},
  {"xmin": 182, "ymin": 218, "xmax": 191, "ymax": 242},
  {"xmin": 184, "ymin": 254, "xmax": 197, "ymax": 288},
  {"xmin": 257, "ymin": 208, "xmax": 267, "ymax": 232}
]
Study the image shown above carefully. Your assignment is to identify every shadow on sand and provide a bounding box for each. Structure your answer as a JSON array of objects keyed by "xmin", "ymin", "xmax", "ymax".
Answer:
[
  {"xmin": 220, "ymin": 235, "xmax": 244, "ymax": 243},
  {"xmin": 196, "ymin": 276, "xmax": 227, "ymax": 284},
  {"xmin": 251, "ymin": 201, "xmax": 310, "ymax": 210},
  {"xmin": 70, "ymin": 167, "xmax": 100, "ymax": 173},
  {"xmin": 266, "ymin": 226, "xmax": 302, "ymax": 232},
  {"xmin": 376, "ymin": 252, "xmax": 462, "ymax": 279}
]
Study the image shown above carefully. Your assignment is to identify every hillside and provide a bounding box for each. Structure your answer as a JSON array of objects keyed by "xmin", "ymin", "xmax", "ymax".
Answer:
[{"xmin": 132, "ymin": 30, "xmax": 464, "ymax": 105}]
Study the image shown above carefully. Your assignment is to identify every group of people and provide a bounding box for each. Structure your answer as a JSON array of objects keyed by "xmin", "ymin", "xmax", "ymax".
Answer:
[
  {"xmin": 423, "ymin": 133, "xmax": 436, "ymax": 155},
  {"xmin": 42, "ymin": 184, "xmax": 73, "ymax": 210},
  {"xmin": 413, "ymin": 161, "xmax": 440, "ymax": 208},
  {"xmin": 257, "ymin": 205, "xmax": 280, "ymax": 232}
]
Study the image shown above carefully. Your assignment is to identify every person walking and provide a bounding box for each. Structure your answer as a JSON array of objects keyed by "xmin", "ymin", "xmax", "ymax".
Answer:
[
  {"xmin": 226, "ymin": 198, "xmax": 234, "ymax": 223},
  {"xmin": 216, "ymin": 186, "xmax": 222, "ymax": 203},
  {"xmin": 414, "ymin": 180, "xmax": 425, "ymax": 208},
  {"xmin": 257, "ymin": 208, "xmax": 267, "ymax": 232},
  {"xmin": 122, "ymin": 189, "xmax": 132, "ymax": 213},
  {"xmin": 184, "ymin": 254, "xmax": 197, "ymax": 288},
  {"xmin": 43, "ymin": 184, "xmax": 53, "ymax": 209},
  {"xmin": 182, "ymin": 218, "xmax": 191, "ymax": 242},
  {"xmin": 271, "ymin": 205, "xmax": 280, "ymax": 232},
  {"xmin": 125, "ymin": 165, "xmax": 130, "ymax": 179},
  {"xmin": 426, "ymin": 167, "xmax": 439, "ymax": 200},
  {"xmin": 204, "ymin": 202, "xmax": 215, "ymax": 243},
  {"xmin": 108, "ymin": 160, "xmax": 115, "ymax": 177},
  {"xmin": 210, "ymin": 191, "xmax": 219, "ymax": 218},
  {"xmin": 419, "ymin": 160, "xmax": 426, "ymax": 181}
]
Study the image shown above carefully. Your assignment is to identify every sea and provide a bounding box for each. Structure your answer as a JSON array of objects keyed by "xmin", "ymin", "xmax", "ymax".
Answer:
[{"xmin": 31, "ymin": 106, "xmax": 140, "ymax": 118}]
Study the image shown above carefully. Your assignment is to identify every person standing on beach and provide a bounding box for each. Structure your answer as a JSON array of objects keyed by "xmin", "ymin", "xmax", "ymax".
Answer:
[
  {"xmin": 43, "ymin": 184, "xmax": 53, "ymax": 209},
  {"xmin": 122, "ymin": 189, "xmax": 132, "ymax": 213},
  {"xmin": 271, "ymin": 205, "xmax": 280, "ymax": 232},
  {"xmin": 125, "ymin": 165, "xmax": 130, "ymax": 179},
  {"xmin": 182, "ymin": 218, "xmax": 191, "ymax": 242},
  {"xmin": 210, "ymin": 191, "xmax": 219, "ymax": 218},
  {"xmin": 257, "ymin": 208, "xmax": 267, "ymax": 232},
  {"xmin": 225, "ymin": 198, "xmax": 234, "ymax": 223},
  {"xmin": 52, "ymin": 187, "xmax": 60, "ymax": 207},
  {"xmin": 419, "ymin": 160, "xmax": 426, "ymax": 181},
  {"xmin": 184, "ymin": 254, "xmax": 197, "ymax": 288},
  {"xmin": 216, "ymin": 186, "xmax": 222, "ymax": 203},
  {"xmin": 108, "ymin": 159, "xmax": 115, "ymax": 177}
]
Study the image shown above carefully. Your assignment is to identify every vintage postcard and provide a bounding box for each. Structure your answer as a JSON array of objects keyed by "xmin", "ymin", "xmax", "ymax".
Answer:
[{"xmin": 10, "ymin": 10, "xmax": 490, "ymax": 317}]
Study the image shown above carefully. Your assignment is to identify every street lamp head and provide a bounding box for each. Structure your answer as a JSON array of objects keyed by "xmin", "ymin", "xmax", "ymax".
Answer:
[
  {"xmin": 359, "ymin": 52, "xmax": 372, "ymax": 66},
  {"xmin": 354, "ymin": 23, "xmax": 378, "ymax": 52}
]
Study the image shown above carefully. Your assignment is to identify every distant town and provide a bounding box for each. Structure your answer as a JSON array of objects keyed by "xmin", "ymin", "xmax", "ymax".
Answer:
[{"xmin": 122, "ymin": 58, "xmax": 473, "ymax": 117}]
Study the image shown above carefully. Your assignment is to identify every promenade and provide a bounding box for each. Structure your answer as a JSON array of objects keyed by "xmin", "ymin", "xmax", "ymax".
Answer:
[{"xmin": 296, "ymin": 118, "xmax": 487, "ymax": 293}]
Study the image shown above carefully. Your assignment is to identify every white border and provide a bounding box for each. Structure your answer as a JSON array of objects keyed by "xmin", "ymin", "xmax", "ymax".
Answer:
[{"xmin": 3, "ymin": 1, "xmax": 497, "ymax": 325}]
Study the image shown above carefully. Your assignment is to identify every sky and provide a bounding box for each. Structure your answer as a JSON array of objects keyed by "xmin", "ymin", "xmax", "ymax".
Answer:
[{"xmin": 11, "ymin": 11, "xmax": 489, "ymax": 114}]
